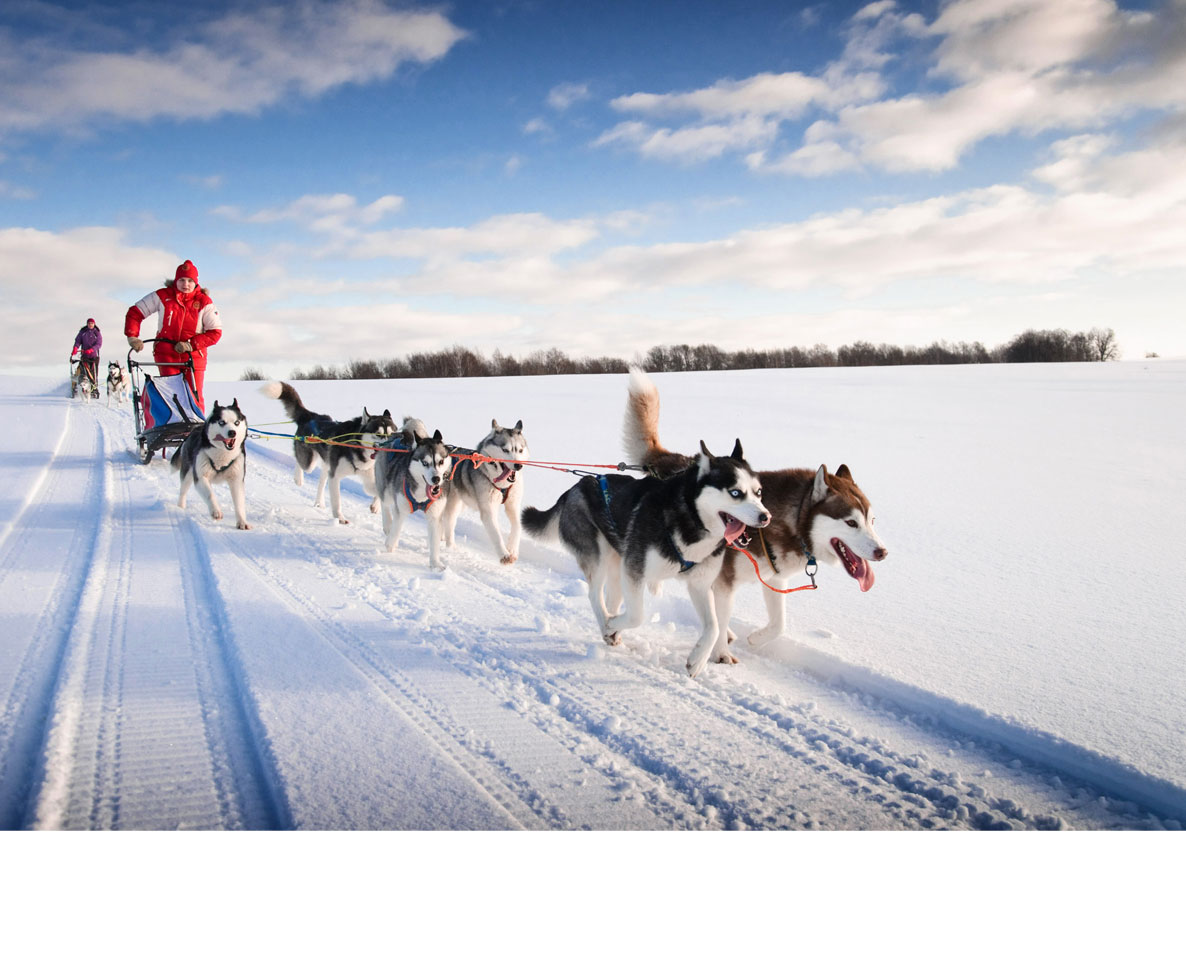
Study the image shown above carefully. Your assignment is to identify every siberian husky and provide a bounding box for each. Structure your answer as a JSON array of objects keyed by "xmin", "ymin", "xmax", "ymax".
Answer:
[
  {"xmin": 374, "ymin": 428, "xmax": 453, "ymax": 570},
  {"xmin": 171, "ymin": 399, "xmax": 251, "ymax": 530},
  {"xmin": 262, "ymin": 381, "xmax": 397, "ymax": 524},
  {"xmin": 443, "ymin": 419, "xmax": 529, "ymax": 564},
  {"xmin": 622, "ymin": 367, "xmax": 887, "ymax": 667},
  {"xmin": 522, "ymin": 439, "xmax": 770, "ymax": 677},
  {"xmin": 106, "ymin": 361, "xmax": 130, "ymax": 406}
]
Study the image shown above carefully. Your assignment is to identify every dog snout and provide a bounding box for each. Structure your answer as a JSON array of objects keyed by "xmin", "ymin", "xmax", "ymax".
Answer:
[
  {"xmin": 872, "ymin": 546, "xmax": 888, "ymax": 561},
  {"xmin": 757, "ymin": 511, "xmax": 771, "ymax": 527}
]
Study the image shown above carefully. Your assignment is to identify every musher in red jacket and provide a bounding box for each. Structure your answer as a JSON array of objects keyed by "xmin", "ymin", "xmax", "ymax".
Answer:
[{"xmin": 125, "ymin": 259, "xmax": 222, "ymax": 412}]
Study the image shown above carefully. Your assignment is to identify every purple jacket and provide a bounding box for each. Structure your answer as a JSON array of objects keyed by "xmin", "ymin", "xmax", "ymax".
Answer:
[{"xmin": 73, "ymin": 325, "xmax": 102, "ymax": 358}]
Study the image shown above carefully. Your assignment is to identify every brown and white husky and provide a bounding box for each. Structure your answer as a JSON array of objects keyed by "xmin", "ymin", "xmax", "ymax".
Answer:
[{"xmin": 621, "ymin": 367, "xmax": 887, "ymax": 673}]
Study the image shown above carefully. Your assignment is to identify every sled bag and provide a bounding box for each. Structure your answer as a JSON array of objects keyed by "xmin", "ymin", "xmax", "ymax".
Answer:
[{"xmin": 141, "ymin": 373, "xmax": 204, "ymax": 429}]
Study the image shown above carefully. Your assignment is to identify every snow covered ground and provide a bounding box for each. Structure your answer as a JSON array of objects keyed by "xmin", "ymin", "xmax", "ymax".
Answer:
[{"xmin": 2, "ymin": 359, "xmax": 1183, "ymax": 835}]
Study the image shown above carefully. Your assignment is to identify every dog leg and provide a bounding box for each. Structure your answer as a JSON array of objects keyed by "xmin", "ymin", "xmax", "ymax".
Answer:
[
  {"xmin": 477, "ymin": 499, "xmax": 513, "ymax": 564},
  {"xmin": 195, "ymin": 476, "xmax": 223, "ymax": 521},
  {"xmin": 229, "ymin": 476, "xmax": 251, "ymax": 531},
  {"xmin": 747, "ymin": 584, "xmax": 787, "ymax": 647},
  {"xmin": 710, "ymin": 585, "xmax": 740, "ymax": 666},
  {"xmin": 383, "ymin": 500, "xmax": 404, "ymax": 553},
  {"xmin": 604, "ymin": 567, "xmax": 646, "ymax": 645},
  {"xmin": 504, "ymin": 488, "xmax": 522, "ymax": 563},
  {"xmin": 426, "ymin": 508, "xmax": 446, "ymax": 570},
  {"xmin": 685, "ymin": 579, "xmax": 722, "ymax": 679},
  {"xmin": 314, "ymin": 469, "xmax": 327, "ymax": 509},
  {"xmin": 583, "ymin": 555, "xmax": 616, "ymax": 642},
  {"xmin": 442, "ymin": 492, "xmax": 462, "ymax": 548},
  {"xmin": 178, "ymin": 473, "xmax": 193, "ymax": 510},
  {"xmin": 329, "ymin": 474, "xmax": 348, "ymax": 524}
]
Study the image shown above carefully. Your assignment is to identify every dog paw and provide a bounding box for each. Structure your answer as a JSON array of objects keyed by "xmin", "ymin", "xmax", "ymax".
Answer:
[
  {"xmin": 370, "ymin": 499, "xmax": 380, "ymax": 514},
  {"xmin": 603, "ymin": 631, "xmax": 622, "ymax": 646},
  {"xmin": 686, "ymin": 656, "xmax": 708, "ymax": 679},
  {"xmin": 237, "ymin": 522, "xmax": 252, "ymax": 531},
  {"xmin": 715, "ymin": 651, "xmax": 739, "ymax": 665},
  {"xmin": 500, "ymin": 554, "xmax": 517, "ymax": 565},
  {"xmin": 211, "ymin": 509, "xmax": 223, "ymax": 520},
  {"xmin": 747, "ymin": 626, "xmax": 781, "ymax": 647},
  {"xmin": 338, "ymin": 517, "xmax": 351, "ymax": 525}
]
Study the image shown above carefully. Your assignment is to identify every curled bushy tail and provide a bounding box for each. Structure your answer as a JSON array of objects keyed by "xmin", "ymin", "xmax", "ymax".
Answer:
[
  {"xmin": 622, "ymin": 366, "xmax": 694, "ymax": 478},
  {"xmin": 521, "ymin": 503, "xmax": 561, "ymax": 543},
  {"xmin": 261, "ymin": 380, "xmax": 310, "ymax": 423}
]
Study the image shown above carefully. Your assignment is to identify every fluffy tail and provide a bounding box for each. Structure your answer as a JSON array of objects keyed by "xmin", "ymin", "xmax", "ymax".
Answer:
[
  {"xmin": 521, "ymin": 502, "xmax": 562, "ymax": 544},
  {"xmin": 621, "ymin": 366, "xmax": 693, "ymax": 477},
  {"xmin": 260, "ymin": 380, "xmax": 312, "ymax": 424}
]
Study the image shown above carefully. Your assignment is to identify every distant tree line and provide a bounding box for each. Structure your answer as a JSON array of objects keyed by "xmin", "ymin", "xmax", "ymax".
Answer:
[{"xmin": 240, "ymin": 327, "xmax": 1120, "ymax": 381}]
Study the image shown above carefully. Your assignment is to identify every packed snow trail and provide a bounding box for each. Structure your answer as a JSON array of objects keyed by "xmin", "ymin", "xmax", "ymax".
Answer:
[{"xmin": 0, "ymin": 386, "xmax": 1179, "ymax": 829}]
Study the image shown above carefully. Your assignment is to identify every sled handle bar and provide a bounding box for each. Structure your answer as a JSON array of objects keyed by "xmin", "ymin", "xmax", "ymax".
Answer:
[{"xmin": 127, "ymin": 337, "xmax": 195, "ymax": 371}]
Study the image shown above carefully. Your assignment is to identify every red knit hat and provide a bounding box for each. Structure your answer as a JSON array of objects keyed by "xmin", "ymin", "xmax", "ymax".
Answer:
[
  {"xmin": 86, "ymin": 318, "xmax": 95, "ymax": 324},
  {"xmin": 174, "ymin": 259, "xmax": 199, "ymax": 283}
]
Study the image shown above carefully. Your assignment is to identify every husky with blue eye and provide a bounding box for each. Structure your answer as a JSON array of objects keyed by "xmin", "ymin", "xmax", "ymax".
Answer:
[
  {"xmin": 374, "ymin": 427, "xmax": 453, "ymax": 570},
  {"xmin": 171, "ymin": 399, "xmax": 251, "ymax": 530}
]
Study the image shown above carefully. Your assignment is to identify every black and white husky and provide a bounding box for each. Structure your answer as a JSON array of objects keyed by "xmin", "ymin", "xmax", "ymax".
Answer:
[
  {"xmin": 374, "ymin": 428, "xmax": 453, "ymax": 570},
  {"xmin": 443, "ymin": 419, "xmax": 529, "ymax": 564},
  {"xmin": 106, "ymin": 361, "xmax": 129, "ymax": 406},
  {"xmin": 522, "ymin": 439, "xmax": 770, "ymax": 677},
  {"xmin": 262, "ymin": 381, "xmax": 397, "ymax": 524},
  {"xmin": 621, "ymin": 367, "xmax": 887, "ymax": 668},
  {"xmin": 171, "ymin": 399, "xmax": 251, "ymax": 530}
]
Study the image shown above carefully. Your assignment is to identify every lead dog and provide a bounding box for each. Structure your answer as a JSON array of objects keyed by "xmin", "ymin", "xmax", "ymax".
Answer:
[
  {"xmin": 522, "ymin": 438, "xmax": 770, "ymax": 677},
  {"xmin": 106, "ymin": 361, "xmax": 130, "ymax": 406},
  {"xmin": 621, "ymin": 367, "xmax": 887, "ymax": 668},
  {"xmin": 262, "ymin": 381, "xmax": 397, "ymax": 524},
  {"xmin": 375, "ymin": 428, "xmax": 453, "ymax": 570},
  {"xmin": 171, "ymin": 399, "xmax": 251, "ymax": 530},
  {"xmin": 443, "ymin": 419, "xmax": 529, "ymax": 564}
]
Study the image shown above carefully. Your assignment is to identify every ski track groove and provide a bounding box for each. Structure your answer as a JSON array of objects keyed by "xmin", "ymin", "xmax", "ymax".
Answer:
[{"xmin": 0, "ymin": 408, "xmax": 106, "ymax": 828}]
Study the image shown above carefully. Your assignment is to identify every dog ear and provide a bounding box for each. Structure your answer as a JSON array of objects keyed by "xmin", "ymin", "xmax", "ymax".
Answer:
[
  {"xmin": 405, "ymin": 429, "xmax": 420, "ymax": 446},
  {"xmin": 835, "ymin": 464, "xmax": 853, "ymax": 482},
  {"xmin": 491, "ymin": 419, "xmax": 500, "ymax": 430},
  {"xmin": 231, "ymin": 398, "xmax": 239, "ymax": 411},
  {"xmin": 383, "ymin": 409, "xmax": 392, "ymax": 419},
  {"xmin": 514, "ymin": 420, "xmax": 523, "ymax": 432},
  {"xmin": 363, "ymin": 407, "xmax": 371, "ymax": 420},
  {"xmin": 812, "ymin": 465, "xmax": 830, "ymax": 504},
  {"xmin": 697, "ymin": 440, "xmax": 713, "ymax": 477},
  {"xmin": 432, "ymin": 429, "xmax": 443, "ymax": 443},
  {"xmin": 212, "ymin": 400, "xmax": 221, "ymax": 411},
  {"xmin": 730, "ymin": 438, "xmax": 744, "ymax": 461}
]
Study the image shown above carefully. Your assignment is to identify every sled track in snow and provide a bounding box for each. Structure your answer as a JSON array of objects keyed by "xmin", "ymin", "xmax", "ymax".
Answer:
[{"xmin": 0, "ymin": 409, "xmax": 106, "ymax": 828}]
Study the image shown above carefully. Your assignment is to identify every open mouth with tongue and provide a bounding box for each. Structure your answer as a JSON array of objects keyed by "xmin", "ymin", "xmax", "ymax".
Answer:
[
  {"xmin": 832, "ymin": 538, "xmax": 875, "ymax": 591},
  {"xmin": 426, "ymin": 483, "xmax": 442, "ymax": 501},
  {"xmin": 719, "ymin": 512, "xmax": 749, "ymax": 546},
  {"xmin": 491, "ymin": 463, "xmax": 516, "ymax": 485},
  {"xmin": 213, "ymin": 435, "xmax": 237, "ymax": 451}
]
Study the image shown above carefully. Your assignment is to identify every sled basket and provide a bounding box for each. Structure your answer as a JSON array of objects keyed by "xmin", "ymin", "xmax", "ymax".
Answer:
[{"xmin": 140, "ymin": 372, "xmax": 204, "ymax": 429}]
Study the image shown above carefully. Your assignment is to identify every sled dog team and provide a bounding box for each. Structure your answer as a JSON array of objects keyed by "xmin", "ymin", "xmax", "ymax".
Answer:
[{"xmin": 170, "ymin": 369, "xmax": 887, "ymax": 677}]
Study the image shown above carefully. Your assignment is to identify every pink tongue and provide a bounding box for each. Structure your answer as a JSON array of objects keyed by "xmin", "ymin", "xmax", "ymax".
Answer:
[
  {"xmin": 428, "ymin": 485, "xmax": 441, "ymax": 499},
  {"xmin": 854, "ymin": 559, "xmax": 875, "ymax": 592},
  {"xmin": 492, "ymin": 465, "xmax": 511, "ymax": 483},
  {"xmin": 722, "ymin": 515, "xmax": 746, "ymax": 544}
]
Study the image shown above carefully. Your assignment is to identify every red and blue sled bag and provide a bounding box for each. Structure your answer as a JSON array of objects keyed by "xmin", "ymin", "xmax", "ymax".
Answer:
[{"xmin": 140, "ymin": 373, "xmax": 204, "ymax": 429}]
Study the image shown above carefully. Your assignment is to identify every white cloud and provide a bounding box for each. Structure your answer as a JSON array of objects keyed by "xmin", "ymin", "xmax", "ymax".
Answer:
[
  {"xmin": 597, "ymin": 0, "xmax": 1186, "ymax": 176},
  {"xmin": 547, "ymin": 82, "xmax": 591, "ymax": 111},
  {"xmin": 0, "ymin": 0, "xmax": 466, "ymax": 136},
  {"xmin": 214, "ymin": 193, "xmax": 405, "ymax": 233}
]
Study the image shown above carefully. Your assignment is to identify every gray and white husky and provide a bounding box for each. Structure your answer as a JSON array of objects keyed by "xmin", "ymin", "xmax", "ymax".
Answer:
[
  {"xmin": 262, "ymin": 381, "xmax": 397, "ymax": 524},
  {"xmin": 375, "ymin": 427, "xmax": 454, "ymax": 570},
  {"xmin": 443, "ymin": 419, "xmax": 529, "ymax": 564},
  {"xmin": 171, "ymin": 399, "xmax": 251, "ymax": 530},
  {"xmin": 522, "ymin": 438, "xmax": 770, "ymax": 677},
  {"xmin": 106, "ymin": 361, "xmax": 130, "ymax": 406},
  {"xmin": 621, "ymin": 367, "xmax": 887, "ymax": 668}
]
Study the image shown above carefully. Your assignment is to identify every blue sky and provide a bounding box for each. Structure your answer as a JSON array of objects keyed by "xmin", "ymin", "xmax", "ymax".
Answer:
[{"xmin": 2, "ymin": 0, "xmax": 1184, "ymax": 379}]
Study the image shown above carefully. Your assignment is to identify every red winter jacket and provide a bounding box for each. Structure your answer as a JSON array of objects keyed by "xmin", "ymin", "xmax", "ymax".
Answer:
[{"xmin": 124, "ymin": 285, "xmax": 222, "ymax": 371}]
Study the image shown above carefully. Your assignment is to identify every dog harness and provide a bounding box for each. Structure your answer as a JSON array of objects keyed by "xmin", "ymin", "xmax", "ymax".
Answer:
[{"xmin": 404, "ymin": 480, "xmax": 436, "ymax": 514}]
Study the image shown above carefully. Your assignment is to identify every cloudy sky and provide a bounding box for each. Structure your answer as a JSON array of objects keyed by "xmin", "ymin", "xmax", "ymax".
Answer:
[{"xmin": 2, "ymin": 0, "xmax": 1183, "ymax": 378}]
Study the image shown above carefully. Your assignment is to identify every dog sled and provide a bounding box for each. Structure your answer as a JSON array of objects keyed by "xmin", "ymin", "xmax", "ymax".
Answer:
[
  {"xmin": 70, "ymin": 357, "xmax": 99, "ymax": 400},
  {"xmin": 128, "ymin": 339, "xmax": 205, "ymax": 464}
]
